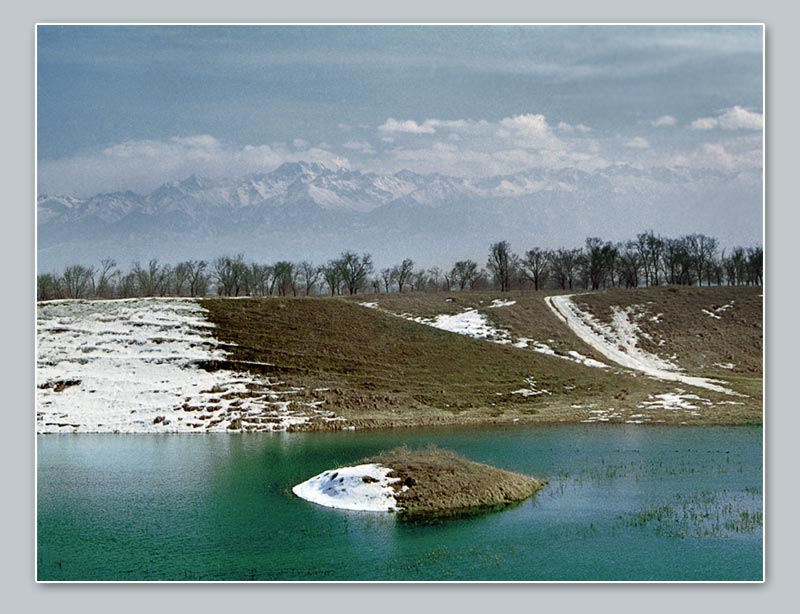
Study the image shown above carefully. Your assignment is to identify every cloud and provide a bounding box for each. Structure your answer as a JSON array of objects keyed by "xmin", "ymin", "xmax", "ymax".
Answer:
[
  {"xmin": 496, "ymin": 113, "xmax": 564, "ymax": 150},
  {"xmin": 666, "ymin": 139, "xmax": 762, "ymax": 173},
  {"xmin": 292, "ymin": 138, "xmax": 309, "ymax": 149},
  {"xmin": 690, "ymin": 106, "xmax": 763, "ymax": 131},
  {"xmin": 624, "ymin": 136, "xmax": 650, "ymax": 149},
  {"xmin": 378, "ymin": 118, "xmax": 436, "ymax": 134},
  {"xmin": 378, "ymin": 117, "xmax": 472, "ymax": 135},
  {"xmin": 556, "ymin": 121, "xmax": 592, "ymax": 133},
  {"xmin": 342, "ymin": 140, "xmax": 376, "ymax": 154},
  {"xmin": 651, "ymin": 115, "xmax": 677, "ymax": 127},
  {"xmin": 690, "ymin": 117, "xmax": 718, "ymax": 130},
  {"xmin": 717, "ymin": 106, "xmax": 763, "ymax": 130},
  {"xmin": 39, "ymin": 135, "xmax": 349, "ymax": 196}
]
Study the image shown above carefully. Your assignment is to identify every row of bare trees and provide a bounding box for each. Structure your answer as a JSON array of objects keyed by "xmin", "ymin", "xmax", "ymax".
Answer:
[
  {"xmin": 37, "ymin": 252, "xmax": 376, "ymax": 300},
  {"xmin": 37, "ymin": 233, "xmax": 762, "ymax": 301},
  {"xmin": 482, "ymin": 233, "xmax": 763, "ymax": 292}
]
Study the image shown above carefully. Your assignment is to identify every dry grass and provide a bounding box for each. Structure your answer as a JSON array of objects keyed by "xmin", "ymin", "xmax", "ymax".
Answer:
[
  {"xmin": 201, "ymin": 289, "xmax": 762, "ymax": 428},
  {"xmin": 573, "ymin": 285, "xmax": 763, "ymax": 394},
  {"xmin": 366, "ymin": 446, "xmax": 545, "ymax": 517}
]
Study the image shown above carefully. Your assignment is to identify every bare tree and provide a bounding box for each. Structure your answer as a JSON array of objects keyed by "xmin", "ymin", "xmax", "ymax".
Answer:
[
  {"xmin": 487, "ymin": 241, "xmax": 515, "ymax": 292},
  {"xmin": 686, "ymin": 234, "xmax": 718, "ymax": 287},
  {"xmin": 37, "ymin": 273, "xmax": 61, "ymax": 300},
  {"xmin": 299, "ymin": 261, "xmax": 320, "ymax": 296},
  {"xmin": 584, "ymin": 237, "xmax": 617, "ymax": 290},
  {"xmin": 550, "ymin": 248, "xmax": 581, "ymax": 290},
  {"xmin": 273, "ymin": 261, "xmax": 295, "ymax": 297},
  {"xmin": 61, "ymin": 264, "xmax": 95, "ymax": 299},
  {"xmin": 213, "ymin": 255, "xmax": 247, "ymax": 296},
  {"xmin": 450, "ymin": 260, "xmax": 478, "ymax": 290},
  {"xmin": 95, "ymin": 258, "xmax": 118, "ymax": 298},
  {"xmin": 321, "ymin": 260, "xmax": 343, "ymax": 296},
  {"xmin": 521, "ymin": 248, "xmax": 551, "ymax": 291},
  {"xmin": 394, "ymin": 258, "xmax": 414, "ymax": 293},
  {"xmin": 380, "ymin": 267, "xmax": 396, "ymax": 293},
  {"xmin": 617, "ymin": 242, "xmax": 641, "ymax": 288},
  {"xmin": 185, "ymin": 260, "xmax": 208, "ymax": 297},
  {"xmin": 338, "ymin": 251, "xmax": 373, "ymax": 295}
]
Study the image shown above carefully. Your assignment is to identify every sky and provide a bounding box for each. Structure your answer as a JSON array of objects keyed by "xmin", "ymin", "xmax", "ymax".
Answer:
[{"xmin": 37, "ymin": 24, "xmax": 763, "ymax": 198}]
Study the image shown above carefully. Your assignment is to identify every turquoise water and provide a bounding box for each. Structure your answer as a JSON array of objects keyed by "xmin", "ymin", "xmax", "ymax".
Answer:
[{"xmin": 37, "ymin": 425, "xmax": 763, "ymax": 581}]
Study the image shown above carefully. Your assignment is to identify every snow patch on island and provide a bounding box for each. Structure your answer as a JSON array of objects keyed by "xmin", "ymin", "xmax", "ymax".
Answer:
[
  {"xmin": 36, "ymin": 298, "xmax": 338, "ymax": 433},
  {"xmin": 292, "ymin": 463, "xmax": 402, "ymax": 512}
]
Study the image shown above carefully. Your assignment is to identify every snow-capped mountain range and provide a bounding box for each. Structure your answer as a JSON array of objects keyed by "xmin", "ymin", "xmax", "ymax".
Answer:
[{"xmin": 37, "ymin": 161, "xmax": 760, "ymax": 271}]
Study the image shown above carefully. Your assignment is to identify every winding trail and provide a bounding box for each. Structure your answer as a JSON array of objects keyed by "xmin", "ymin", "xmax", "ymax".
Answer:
[{"xmin": 545, "ymin": 293, "xmax": 740, "ymax": 396}]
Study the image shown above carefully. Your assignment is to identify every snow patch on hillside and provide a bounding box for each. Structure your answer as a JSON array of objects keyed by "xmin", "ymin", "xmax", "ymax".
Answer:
[
  {"xmin": 545, "ymin": 294, "xmax": 741, "ymax": 395},
  {"xmin": 36, "ymin": 298, "xmax": 337, "ymax": 433},
  {"xmin": 400, "ymin": 307, "xmax": 608, "ymax": 369}
]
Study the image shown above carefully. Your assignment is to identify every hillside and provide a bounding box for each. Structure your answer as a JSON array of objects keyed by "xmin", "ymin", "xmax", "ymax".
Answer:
[{"xmin": 203, "ymin": 287, "xmax": 762, "ymax": 427}]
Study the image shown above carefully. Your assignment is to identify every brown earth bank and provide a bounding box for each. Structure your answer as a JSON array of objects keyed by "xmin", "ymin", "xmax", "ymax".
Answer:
[
  {"xmin": 201, "ymin": 286, "xmax": 762, "ymax": 429},
  {"xmin": 366, "ymin": 446, "xmax": 545, "ymax": 517}
]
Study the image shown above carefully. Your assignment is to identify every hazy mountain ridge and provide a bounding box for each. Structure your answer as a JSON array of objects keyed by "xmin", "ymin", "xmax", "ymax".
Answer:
[{"xmin": 37, "ymin": 161, "xmax": 761, "ymax": 271}]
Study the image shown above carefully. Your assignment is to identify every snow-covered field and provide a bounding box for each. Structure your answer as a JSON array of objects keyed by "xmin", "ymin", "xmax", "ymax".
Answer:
[
  {"xmin": 545, "ymin": 294, "xmax": 739, "ymax": 395},
  {"xmin": 37, "ymin": 298, "xmax": 337, "ymax": 433},
  {"xmin": 292, "ymin": 463, "xmax": 402, "ymax": 512}
]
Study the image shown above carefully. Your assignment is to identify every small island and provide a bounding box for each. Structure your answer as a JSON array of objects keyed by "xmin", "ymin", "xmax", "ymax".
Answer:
[{"xmin": 292, "ymin": 447, "xmax": 545, "ymax": 516}]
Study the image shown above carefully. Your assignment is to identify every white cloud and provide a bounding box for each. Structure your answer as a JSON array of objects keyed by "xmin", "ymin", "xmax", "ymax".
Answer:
[
  {"xmin": 378, "ymin": 118, "xmax": 436, "ymax": 134},
  {"xmin": 39, "ymin": 135, "xmax": 349, "ymax": 196},
  {"xmin": 717, "ymin": 106, "xmax": 763, "ymax": 130},
  {"xmin": 557, "ymin": 121, "xmax": 592, "ymax": 133},
  {"xmin": 292, "ymin": 138, "xmax": 309, "ymax": 149},
  {"xmin": 378, "ymin": 117, "xmax": 472, "ymax": 135},
  {"xmin": 690, "ymin": 117, "xmax": 718, "ymax": 130},
  {"xmin": 624, "ymin": 136, "xmax": 650, "ymax": 149},
  {"xmin": 690, "ymin": 106, "xmax": 762, "ymax": 131},
  {"xmin": 651, "ymin": 115, "xmax": 677, "ymax": 127},
  {"xmin": 496, "ymin": 113, "xmax": 564, "ymax": 150}
]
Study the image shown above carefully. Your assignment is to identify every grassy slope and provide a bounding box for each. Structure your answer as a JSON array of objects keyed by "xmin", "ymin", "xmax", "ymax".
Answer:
[
  {"xmin": 572, "ymin": 285, "xmax": 763, "ymax": 400},
  {"xmin": 203, "ymin": 288, "xmax": 761, "ymax": 428}
]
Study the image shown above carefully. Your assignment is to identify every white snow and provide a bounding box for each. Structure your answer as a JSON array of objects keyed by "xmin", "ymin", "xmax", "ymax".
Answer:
[
  {"xmin": 405, "ymin": 309, "xmax": 608, "ymax": 369},
  {"xmin": 36, "ymin": 298, "xmax": 338, "ymax": 433},
  {"xmin": 292, "ymin": 463, "xmax": 401, "ymax": 511},
  {"xmin": 406, "ymin": 309, "xmax": 511, "ymax": 343},
  {"xmin": 545, "ymin": 294, "xmax": 741, "ymax": 395},
  {"xmin": 637, "ymin": 389, "xmax": 713, "ymax": 411},
  {"xmin": 511, "ymin": 377, "xmax": 551, "ymax": 397},
  {"xmin": 713, "ymin": 362, "xmax": 736, "ymax": 370},
  {"xmin": 359, "ymin": 301, "xmax": 379, "ymax": 309},
  {"xmin": 488, "ymin": 299, "xmax": 516, "ymax": 308},
  {"xmin": 701, "ymin": 309, "xmax": 722, "ymax": 320}
]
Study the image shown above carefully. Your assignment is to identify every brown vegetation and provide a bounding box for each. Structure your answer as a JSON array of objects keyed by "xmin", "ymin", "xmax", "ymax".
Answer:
[
  {"xmin": 366, "ymin": 446, "xmax": 545, "ymax": 516},
  {"xmin": 202, "ymin": 286, "xmax": 762, "ymax": 428}
]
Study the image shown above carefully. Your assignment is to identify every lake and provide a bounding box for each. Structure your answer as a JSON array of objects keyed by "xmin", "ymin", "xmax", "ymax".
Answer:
[{"xmin": 36, "ymin": 425, "xmax": 763, "ymax": 581}]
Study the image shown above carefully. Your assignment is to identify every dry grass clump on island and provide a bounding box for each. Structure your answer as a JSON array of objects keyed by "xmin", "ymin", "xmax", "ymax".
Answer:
[{"xmin": 367, "ymin": 446, "xmax": 545, "ymax": 517}]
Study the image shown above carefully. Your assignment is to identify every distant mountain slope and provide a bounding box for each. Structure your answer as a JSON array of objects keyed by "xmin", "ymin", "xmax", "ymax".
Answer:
[{"xmin": 37, "ymin": 161, "xmax": 762, "ymax": 271}]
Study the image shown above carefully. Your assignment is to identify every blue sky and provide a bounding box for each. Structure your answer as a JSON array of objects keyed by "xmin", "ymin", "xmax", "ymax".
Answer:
[{"xmin": 37, "ymin": 25, "xmax": 763, "ymax": 196}]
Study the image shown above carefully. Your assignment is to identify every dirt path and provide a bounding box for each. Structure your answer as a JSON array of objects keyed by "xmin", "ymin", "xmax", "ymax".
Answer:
[{"xmin": 544, "ymin": 293, "xmax": 740, "ymax": 396}]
